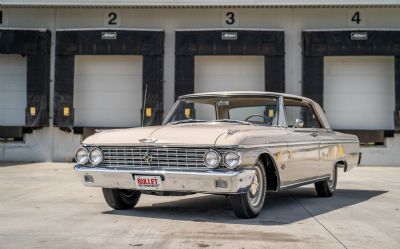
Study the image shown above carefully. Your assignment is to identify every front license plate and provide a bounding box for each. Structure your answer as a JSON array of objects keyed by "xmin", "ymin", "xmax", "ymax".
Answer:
[{"xmin": 134, "ymin": 175, "xmax": 162, "ymax": 190}]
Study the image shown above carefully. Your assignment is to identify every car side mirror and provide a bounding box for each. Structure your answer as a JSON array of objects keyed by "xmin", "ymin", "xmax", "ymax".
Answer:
[{"xmin": 294, "ymin": 118, "xmax": 304, "ymax": 128}]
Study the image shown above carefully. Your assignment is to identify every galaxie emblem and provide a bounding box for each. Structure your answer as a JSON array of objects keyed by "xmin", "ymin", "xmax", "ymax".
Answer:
[
  {"xmin": 139, "ymin": 138, "xmax": 157, "ymax": 143},
  {"xmin": 142, "ymin": 153, "xmax": 154, "ymax": 163}
]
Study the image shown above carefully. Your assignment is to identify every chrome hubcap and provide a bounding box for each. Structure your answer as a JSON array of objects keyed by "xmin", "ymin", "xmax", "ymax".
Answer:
[
  {"xmin": 248, "ymin": 167, "xmax": 263, "ymax": 207},
  {"xmin": 328, "ymin": 168, "xmax": 336, "ymax": 189},
  {"xmin": 249, "ymin": 175, "xmax": 259, "ymax": 197}
]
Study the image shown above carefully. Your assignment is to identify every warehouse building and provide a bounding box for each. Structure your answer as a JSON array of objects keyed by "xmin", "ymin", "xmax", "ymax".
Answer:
[{"xmin": 0, "ymin": 0, "xmax": 399, "ymax": 165}]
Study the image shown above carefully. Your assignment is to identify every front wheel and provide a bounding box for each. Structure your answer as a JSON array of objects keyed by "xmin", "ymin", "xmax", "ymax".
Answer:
[
  {"xmin": 315, "ymin": 165, "xmax": 337, "ymax": 197},
  {"xmin": 102, "ymin": 188, "xmax": 141, "ymax": 210},
  {"xmin": 229, "ymin": 160, "xmax": 267, "ymax": 219}
]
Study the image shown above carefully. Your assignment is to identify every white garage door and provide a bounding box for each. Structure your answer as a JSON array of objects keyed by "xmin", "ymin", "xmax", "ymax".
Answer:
[
  {"xmin": 0, "ymin": 55, "xmax": 27, "ymax": 126},
  {"xmin": 74, "ymin": 55, "xmax": 143, "ymax": 127},
  {"xmin": 194, "ymin": 56, "xmax": 264, "ymax": 93},
  {"xmin": 324, "ymin": 56, "xmax": 395, "ymax": 130}
]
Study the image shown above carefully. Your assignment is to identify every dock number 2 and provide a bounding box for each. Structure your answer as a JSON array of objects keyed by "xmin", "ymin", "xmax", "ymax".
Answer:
[
  {"xmin": 105, "ymin": 11, "xmax": 120, "ymax": 27},
  {"xmin": 108, "ymin": 12, "xmax": 117, "ymax": 25}
]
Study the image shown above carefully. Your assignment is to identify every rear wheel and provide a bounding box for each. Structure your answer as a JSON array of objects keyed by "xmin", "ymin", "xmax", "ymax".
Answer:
[
  {"xmin": 315, "ymin": 166, "xmax": 337, "ymax": 197},
  {"xmin": 102, "ymin": 188, "xmax": 141, "ymax": 210},
  {"xmin": 229, "ymin": 160, "xmax": 267, "ymax": 219}
]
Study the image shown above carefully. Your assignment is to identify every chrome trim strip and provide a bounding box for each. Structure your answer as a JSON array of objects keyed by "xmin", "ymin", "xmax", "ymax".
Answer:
[
  {"xmin": 238, "ymin": 140, "xmax": 357, "ymax": 149},
  {"xmin": 319, "ymin": 140, "xmax": 358, "ymax": 144},
  {"xmin": 279, "ymin": 176, "xmax": 330, "ymax": 190},
  {"xmin": 83, "ymin": 143, "xmax": 238, "ymax": 149}
]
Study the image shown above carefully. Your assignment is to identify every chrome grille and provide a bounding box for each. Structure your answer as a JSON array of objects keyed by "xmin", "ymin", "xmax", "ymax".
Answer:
[{"xmin": 99, "ymin": 147, "xmax": 212, "ymax": 168}]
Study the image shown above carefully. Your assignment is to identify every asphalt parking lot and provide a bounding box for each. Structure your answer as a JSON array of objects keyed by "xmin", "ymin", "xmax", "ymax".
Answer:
[{"xmin": 0, "ymin": 163, "xmax": 399, "ymax": 249}]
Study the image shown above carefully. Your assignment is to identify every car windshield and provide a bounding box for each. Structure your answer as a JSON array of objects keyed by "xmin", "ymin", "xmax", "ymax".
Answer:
[{"xmin": 164, "ymin": 96, "xmax": 279, "ymax": 126}]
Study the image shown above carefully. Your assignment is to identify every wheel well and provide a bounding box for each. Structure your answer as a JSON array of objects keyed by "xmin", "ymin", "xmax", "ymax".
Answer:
[
  {"xmin": 336, "ymin": 160, "xmax": 348, "ymax": 172},
  {"xmin": 259, "ymin": 153, "xmax": 279, "ymax": 191}
]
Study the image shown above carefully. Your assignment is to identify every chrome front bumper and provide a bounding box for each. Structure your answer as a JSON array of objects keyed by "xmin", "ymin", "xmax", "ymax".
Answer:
[{"xmin": 74, "ymin": 165, "xmax": 255, "ymax": 194}]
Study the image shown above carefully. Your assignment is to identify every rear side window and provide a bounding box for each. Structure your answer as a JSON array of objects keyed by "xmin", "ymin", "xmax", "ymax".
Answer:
[{"xmin": 284, "ymin": 98, "xmax": 322, "ymax": 128}]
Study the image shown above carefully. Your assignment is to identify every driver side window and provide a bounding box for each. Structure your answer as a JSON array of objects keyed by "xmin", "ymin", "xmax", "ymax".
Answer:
[
  {"xmin": 229, "ymin": 105, "xmax": 278, "ymax": 126},
  {"xmin": 284, "ymin": 98, "xmax": 322, "ymax": 128}
]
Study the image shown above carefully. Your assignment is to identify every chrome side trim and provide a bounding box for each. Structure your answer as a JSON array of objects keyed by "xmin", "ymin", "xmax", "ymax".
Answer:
[
  {"xmin": 319, "ymin": 140, "xmax": 358, "ymax": 144},
  {"xmin": 238, "ymin": 140, "xmax": 357, "ymax": 149},
  {"xmin": 279, "ymin": 176, "xmax": 330, "ymax": 190}
]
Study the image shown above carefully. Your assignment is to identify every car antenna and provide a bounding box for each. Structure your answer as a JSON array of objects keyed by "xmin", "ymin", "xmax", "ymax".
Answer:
[{"xmin": 141, "ymin": 84, "xmax": 147, "ymax": 127}]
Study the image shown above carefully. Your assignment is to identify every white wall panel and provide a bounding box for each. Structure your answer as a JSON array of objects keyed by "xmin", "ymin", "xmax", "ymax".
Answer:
[
  {"xmin": 74, "ymin": 55, "xmax": 143, "ymax": 127},
  {"xmin": 0, "ymin": 54, "xmax": 27, "ymax": 126},
  {"xmin": 194, "ymin": 56, "xmax": 264, "ymax": 93},
  {"xmin": 1, "ymin": 7, "xmax": 400, "ymax": 163},
  {"xmin": 324, "ymin": 56, "xmax": 395, "ymax": 130}
]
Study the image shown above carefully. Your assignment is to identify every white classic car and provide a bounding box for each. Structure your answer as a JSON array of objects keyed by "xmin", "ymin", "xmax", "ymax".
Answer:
[{"xmin": 74, "ymin": 91, "xmax": 361, "ymax": 218}]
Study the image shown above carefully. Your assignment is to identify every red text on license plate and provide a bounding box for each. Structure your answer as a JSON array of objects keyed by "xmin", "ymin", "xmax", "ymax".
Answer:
[{"xmin": 134, "ymin": 175, "xmax": 162, "ymax": 190}]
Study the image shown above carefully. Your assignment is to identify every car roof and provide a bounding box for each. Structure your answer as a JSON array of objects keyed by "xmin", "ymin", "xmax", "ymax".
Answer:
[{"xmin": 180, "ymin": 91, "xmax": 314, "ymax": 103}]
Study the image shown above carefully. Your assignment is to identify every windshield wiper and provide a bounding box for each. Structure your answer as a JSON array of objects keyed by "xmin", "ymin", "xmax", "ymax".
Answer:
[
  {"xmin": 212, "ymin": 119, "xmax": 251, "ymax": 125},
  {"xmin": 169, "ymin": 119, "xmax": 207, "ymax": 125}
]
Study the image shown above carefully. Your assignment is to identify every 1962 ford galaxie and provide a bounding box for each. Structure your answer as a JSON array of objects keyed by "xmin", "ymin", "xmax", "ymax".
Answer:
[{"xmin": 74, "ymin": 91, "xmax": 361, "ymax": 218}]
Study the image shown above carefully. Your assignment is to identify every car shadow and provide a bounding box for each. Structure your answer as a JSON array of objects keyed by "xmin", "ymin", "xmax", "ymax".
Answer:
[{"xmin": 102, "ymin": 188, "xmax": 387, "ymax": 225}]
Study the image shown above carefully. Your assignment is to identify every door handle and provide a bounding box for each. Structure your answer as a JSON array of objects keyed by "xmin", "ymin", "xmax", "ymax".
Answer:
[{"xmin": 310, "ymin": 132, "xmax": 318, "ymax": 137}]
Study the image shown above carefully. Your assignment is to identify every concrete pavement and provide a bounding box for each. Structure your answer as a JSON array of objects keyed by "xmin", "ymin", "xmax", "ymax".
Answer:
[{"xmin": 0, "ymin": 163, "xmax": 399, "ymax": 249}]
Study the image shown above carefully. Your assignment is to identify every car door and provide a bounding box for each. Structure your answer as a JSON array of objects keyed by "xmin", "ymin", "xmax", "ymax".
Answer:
[{"xmin": 282, "ymin": 98, "xmax": 321, "ymax": 185}]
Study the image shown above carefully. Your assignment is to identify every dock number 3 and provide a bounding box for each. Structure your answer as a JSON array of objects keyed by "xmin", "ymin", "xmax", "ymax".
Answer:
[
  {"xmin": 222, "ymin": 10, "xmax": 238, "ymax": 27},
  {"xmin": 225, "ymin": 12, "xmax": 235, "ymax": 25}
]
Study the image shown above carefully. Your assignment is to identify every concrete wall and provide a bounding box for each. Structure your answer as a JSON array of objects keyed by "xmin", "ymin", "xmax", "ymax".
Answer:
[{"xmin": 0, "ymin": 7, "xmax": 399, "ymax": 164}]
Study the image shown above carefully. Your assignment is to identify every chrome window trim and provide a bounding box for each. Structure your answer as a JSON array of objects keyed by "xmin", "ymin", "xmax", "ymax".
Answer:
[
  {"xmin": 282, "ymin": 97, "xmax": 326, "ymax": 129},
  {"xmin": 163, "ymin": 95, "xmax": 286, "ymax": 128}
]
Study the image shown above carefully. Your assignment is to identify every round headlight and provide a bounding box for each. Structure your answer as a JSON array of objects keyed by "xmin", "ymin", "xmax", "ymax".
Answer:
[
  {"xmin": 75, "ymin": 147, "xmax": 89, "ymax": 165},
  {"xmin": 203, "ymin": 149, "xmax": 221, "ymax": 168},
  {"xmin": 89, "ymin": 147, "xmax": 103, "ymax": 165},
  {"xmin": 224, "ymin": 151, "xmax": 240, "ymax": 169}
]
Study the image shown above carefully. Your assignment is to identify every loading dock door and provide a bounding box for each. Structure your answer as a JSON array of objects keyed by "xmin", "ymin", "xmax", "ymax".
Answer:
[
  {"xmin": 0, "ymin": 55, "xmax": 27, "ymax": 126},
  {"xmin": 324, "ymin": 56, "xmax": 395, "ymax": 130},
  {"xmin": 73, "ymin": 55, "xmax": 143, "ymax": 127},
  {"xmin": 194, "ymin": 56, "xmax": 264, "ymax": 93}
]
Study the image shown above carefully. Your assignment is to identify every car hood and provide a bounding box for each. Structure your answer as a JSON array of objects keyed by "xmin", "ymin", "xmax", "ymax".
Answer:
[{"xmin": 82, "ymin": 123, "xmax": 283, "ymax": 147}]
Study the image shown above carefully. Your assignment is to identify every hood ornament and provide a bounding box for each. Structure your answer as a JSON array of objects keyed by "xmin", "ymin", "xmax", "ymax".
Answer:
[{"xmin": 139, "ymin": 138, "xmax": 157, "ymax": 143}]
